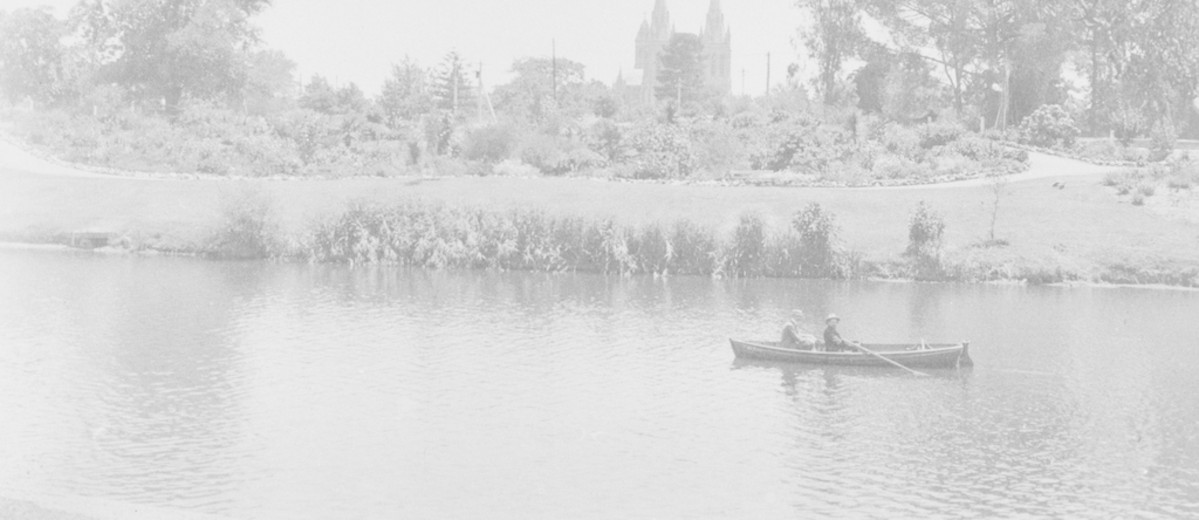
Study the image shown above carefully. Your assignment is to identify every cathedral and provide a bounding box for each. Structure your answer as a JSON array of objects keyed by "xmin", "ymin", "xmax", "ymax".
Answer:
[{"xmin": 626, "ymin": 0, "xmax": 732, "ymax": 103}]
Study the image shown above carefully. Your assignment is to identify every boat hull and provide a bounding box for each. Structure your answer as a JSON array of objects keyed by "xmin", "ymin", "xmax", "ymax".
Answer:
[{"xmin": 730, "ymin": 339, "xmax": 972, "ymax": 369}]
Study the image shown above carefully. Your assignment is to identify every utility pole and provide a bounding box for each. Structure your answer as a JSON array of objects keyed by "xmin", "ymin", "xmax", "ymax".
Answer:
[
  {"xmin": 452, "ymin": 58, "xmax": 459, "ymax": 115},
  {"xmin": 476, "ymin": 62, "xmax": 484, "ymax": 122},
  {"xmin": 765, "ymin": 52, "xmax": 771, "ymax": 97},
  {"xmin": 477, "ymin": 61, "xmax": 496, "ymax": 123}
]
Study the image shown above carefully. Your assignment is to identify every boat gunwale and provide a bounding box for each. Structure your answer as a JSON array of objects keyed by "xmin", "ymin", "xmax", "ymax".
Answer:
[{"xmin": 731, "ymin": 339, "xmax": 967, "ymax": 358}]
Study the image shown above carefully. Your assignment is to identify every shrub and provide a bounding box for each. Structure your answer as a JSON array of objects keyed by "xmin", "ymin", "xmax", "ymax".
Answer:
[
  {"xmin": 461, "ymin": 124, "xmax": 517, "ymax": 163},
  {"xmin": 874, "ymin": 155, "xmax": 927, "ymax": 179},
  {"xmin": 689, "ymin": 120, "xmax": 747, "ymax": 178},
  {"xmin": 791, "ymin": 203, "xmax": 842, "ymax": 277},
  {"xmin": 1132, "ymin": 193, "xmax": 1145, "ymax": 206},
  {"xmin": 585, "ymin": 119, "xmax": 624, "ymax": 162},
  {"xmin": 1136, "ymin": 183, "xmax": 1156, "ymax": 197},
  {"xmin": 725, "ymin": 213, "xmax": 766, "ymax": 277},
  {"xmin": 906, "ymin": 201, "xmax": 945, "ymax": 256},
  {"xmin": 208, "ymin": 187, "xmax": 279, "ymax": 258},
  {"xmin": 878, "ymin": 122, "xmax": 922, "ymax": 159},
  {"xmin": 768, "ymin": 119, "xmax": 857, "ymax": 173},
  {"xmin": 1018, "ymin": 104, "xmax": 1079, "ymax": 149},
  {"xmin": 1149, "ymin": 122, "xmax": 1177, "ymax": 162},
  {"xmin": 916, "ymin": 121, "xmax": 965, "ymax": 149},
  {"xmin": 518, "ymin": 133, "xmax": 569, "ymax": 175},
  {"xmin": 905, "ymin": 202, "xmax": 946, "ymax": 279},
  {"xmin": 627, "ymin": 123, "xmax": 694, "ymax": 179}
]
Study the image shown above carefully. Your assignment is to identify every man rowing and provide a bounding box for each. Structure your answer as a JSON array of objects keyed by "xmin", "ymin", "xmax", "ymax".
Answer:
[{"xmin": 822, "ymin": 314, "xmax": 858, "ymax": 352}]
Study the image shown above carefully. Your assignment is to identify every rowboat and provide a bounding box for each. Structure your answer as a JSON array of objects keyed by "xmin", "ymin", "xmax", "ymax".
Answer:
[{"xmin": 729, "ymin": 339, "xmax": 972, "ymax": 369}]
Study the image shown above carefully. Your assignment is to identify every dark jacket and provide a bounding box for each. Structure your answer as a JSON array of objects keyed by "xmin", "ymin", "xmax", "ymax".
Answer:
[{"xmin": 823, "ymin": 325, "xmax": 850, "ymax": 351}]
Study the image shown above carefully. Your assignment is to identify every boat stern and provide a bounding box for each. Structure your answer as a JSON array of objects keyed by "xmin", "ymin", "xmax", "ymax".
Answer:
[{"xmin": 958, "ymin": 341, "xmax": 973, "ymax": 367}]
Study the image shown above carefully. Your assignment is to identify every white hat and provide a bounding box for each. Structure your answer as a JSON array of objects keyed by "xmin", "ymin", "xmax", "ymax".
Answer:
[{"xmin": 825, "ymin": 313, "xmax": 840, "ymax": 323}]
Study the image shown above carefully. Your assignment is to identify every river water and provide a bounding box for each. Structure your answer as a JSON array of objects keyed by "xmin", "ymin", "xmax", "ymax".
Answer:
[{"xmin": 0, "ymin": 249, "xmax": 1197, "ymax": 519}]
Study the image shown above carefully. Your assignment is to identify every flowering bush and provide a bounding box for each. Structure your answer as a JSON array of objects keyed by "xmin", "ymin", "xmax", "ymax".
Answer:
[
  {"xmin": 1019, "ymin": 104, "xmax": 1079, "ymax": 149},
  {"xmin": 627, "ymin": 123, "xmax": 694, "ymax": 179}
]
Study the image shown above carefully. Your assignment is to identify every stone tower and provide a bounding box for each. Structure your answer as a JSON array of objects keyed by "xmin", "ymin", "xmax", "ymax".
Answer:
[
  {"xmin": 632, "ymin": 0, "xmax": 732, "ymax": 103},
  {"xmin": 634, "ymin": 0, "xmax": 673, "ymax": 103},
  {"xmin": 700, "ymin": 0, "xmax": 732, "ymax": 95}
]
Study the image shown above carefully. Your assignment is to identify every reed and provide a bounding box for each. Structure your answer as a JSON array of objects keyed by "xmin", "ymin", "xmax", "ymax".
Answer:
[{"xmin": 300, "ymin": 200, "xmax": 864, "ymax": 279}]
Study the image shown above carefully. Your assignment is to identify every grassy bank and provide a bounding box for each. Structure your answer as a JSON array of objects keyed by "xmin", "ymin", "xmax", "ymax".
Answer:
[{"xmin": 2, "ymin": 142, "xmax": 1198, "ymax": 287}]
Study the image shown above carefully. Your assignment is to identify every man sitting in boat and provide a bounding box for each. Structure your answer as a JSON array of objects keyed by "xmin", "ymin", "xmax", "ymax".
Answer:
[
  {"xmin": 780, "ymin": 310, "xmax": 818, "ymax": 350},
  {"xmin": 823, "ymin": 314, "xmax": 857, "ymax": 352}
]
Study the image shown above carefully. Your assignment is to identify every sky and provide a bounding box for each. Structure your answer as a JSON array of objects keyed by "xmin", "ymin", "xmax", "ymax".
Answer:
[{"xmin": 11, "ymin": 0, "xmax": 810, "ymax": 97}]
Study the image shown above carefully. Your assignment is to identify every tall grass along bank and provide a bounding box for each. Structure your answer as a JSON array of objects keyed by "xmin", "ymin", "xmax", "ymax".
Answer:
[
  {"xmin": 198, "ymin": 198, "xmax": 1198, "ymax": 287},
  {"xmin": 295, "ymin": 201, "xmax": 862, "ymax": 279}
]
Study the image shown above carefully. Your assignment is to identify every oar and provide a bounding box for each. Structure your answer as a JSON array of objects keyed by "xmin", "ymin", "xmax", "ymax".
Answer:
[{"xmin": 851, "ymin": 342, "xmax": 929, "ymax": 377}]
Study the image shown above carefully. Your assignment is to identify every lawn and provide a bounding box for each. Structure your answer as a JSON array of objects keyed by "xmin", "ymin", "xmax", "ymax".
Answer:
[{"xmin": 2, "ymin": 140, "xmax": 1197, "ymax": 284}]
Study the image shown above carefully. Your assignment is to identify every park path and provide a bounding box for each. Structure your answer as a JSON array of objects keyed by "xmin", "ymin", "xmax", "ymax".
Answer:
[
  {"xmin": 0, "ymin": 136, "xmax": 115, "ymax": 179},
  {"xmin": 865, "ymin": 150, "xmax": 1116, "ymax": 190}
]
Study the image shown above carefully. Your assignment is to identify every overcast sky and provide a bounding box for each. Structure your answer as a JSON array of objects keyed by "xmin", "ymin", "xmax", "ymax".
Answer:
[{"xmin": 14, "ymin": 0, "xmax": 809, "ymax": 96}]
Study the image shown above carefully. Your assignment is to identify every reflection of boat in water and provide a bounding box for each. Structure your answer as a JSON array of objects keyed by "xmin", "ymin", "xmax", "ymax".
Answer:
[{"xmin": 730, "ymin": 339, "xmax": 972, "ymax": 369}]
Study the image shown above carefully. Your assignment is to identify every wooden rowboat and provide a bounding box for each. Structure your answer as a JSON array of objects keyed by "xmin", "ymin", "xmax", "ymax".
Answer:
[{"xmin": 729, "ymin": 339, "xmax": 972, "ymax": 369}]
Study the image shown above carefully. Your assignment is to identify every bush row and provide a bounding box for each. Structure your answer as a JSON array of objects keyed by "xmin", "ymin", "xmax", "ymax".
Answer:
[
  {"xmin": 7, "ymin": 100, "xmax": 1030, "ymax": 185},
  {"xmin": 293, "ymin": 201, "xmax": 859, "ymax": 278},
  {"xmin": 201, "ymin": 196, "xmax": 1198, "ymax": 287}
]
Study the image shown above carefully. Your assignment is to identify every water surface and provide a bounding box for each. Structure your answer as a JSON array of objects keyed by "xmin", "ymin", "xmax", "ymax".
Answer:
[{"xmin": 0, "ymin": 250, "xmax": 1196, "ymax": 518}]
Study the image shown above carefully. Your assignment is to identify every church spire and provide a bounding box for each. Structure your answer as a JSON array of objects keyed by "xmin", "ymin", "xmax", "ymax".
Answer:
[
  {"xmin": 705, "ymin": 0, "xmax": 726, "ymax": 37},
  {"xmin": 651, "ymin": 0, "xmax": 670, "ymax": 39}
]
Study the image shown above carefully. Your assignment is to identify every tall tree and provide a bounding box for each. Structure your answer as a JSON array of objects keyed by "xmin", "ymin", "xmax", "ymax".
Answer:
[
  {"xmin": 377, "ymin": 57, "xmax": 431, "ymax": 129},
  {"xmin": 798, "ymin": 0, "xmax": 864, "ymax": 106},
  {"xmin": 1073, "ymin": 0, "xmax": 1199, "ymax": 137},
  {"xmin": 84, "ymin": 0, "xmax": 272, "ymax": 110},
  {"xmin": 862, "ymin": 0, "xmax": 983, "ymax": 116},
  {"xmin": 242, "ymin": 49, "xmax": 295, "ymax": 113},
  {"xmin": 655, "ymin": 33, "xmax": 706, "ymax": 107},
  {"xmin": 492, "ymin": 56, "xmax": 586, "ymax": 123},
  {"xmin": 430, "ymin": 51, "xmax": 474, "ymax": 117},
  {"xmin": 0, "ymin": 7, "xmax": 66, "ymax": 104}
]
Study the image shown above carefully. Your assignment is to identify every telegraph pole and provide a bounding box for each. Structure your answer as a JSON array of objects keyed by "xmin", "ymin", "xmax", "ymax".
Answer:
[
  {"xmin": 452, "ymin": 59, "xmax": 459, "ymax": 115},
  {"xmin": 765, "ymin": 52, "xmax": 771, "ymax": 97}
]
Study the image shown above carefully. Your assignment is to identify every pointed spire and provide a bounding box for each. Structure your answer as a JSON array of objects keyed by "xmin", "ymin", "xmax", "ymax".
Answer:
[{"xmin": 651, "ymin": 0, "xmax": 670, "ymax": 38}]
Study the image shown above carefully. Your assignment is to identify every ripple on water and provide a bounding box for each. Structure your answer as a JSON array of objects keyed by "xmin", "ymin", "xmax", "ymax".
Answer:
[{"xmin": 1, "ymin": 256, "xmax": 1199, "ymax": 518}]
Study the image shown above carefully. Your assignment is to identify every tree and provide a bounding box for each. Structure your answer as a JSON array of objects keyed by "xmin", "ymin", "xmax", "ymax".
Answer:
[
  {"xmin": 430, "ymin": 51, "xmax": 474, "ymax": 117},
  {"xmin": 655, "ymin": 34, "xmax": 706, "ymax": 109},
  {"xmin": 299, "ymin": 75, "xmax": 338, "ymax": 113},
  {"xmin": 84, "ymin": 0, "xmax": 272, "ymax": 110},
  {"xmin": 862, "ymin": 0, "xmax": 983, "ymax": 116},
  {"xmin": 377, "ymin": 57, "xmax": 431, "ymax": 129},
  {"xmin": 243, "ymin": 49, "xmax": 295, "ymax": 113},
  {"xmin": 798, "ymin": 0, "xmax": 864, "ymax": 106},
  {"xmin": 882, "ymin": 52, "xmax": 943, "ymax": 122},
  {"xmin": 0, "ymin": 7, "xmax": 66, "ymax": 104},
  {"xmin": 491, "ymin": 56, "xmax": 586, "ymax": 123},
  {"xmin": 1067, "ymin": 0, "xmax": 1199, "ymax": 138},
  {"xmin": 852, "ymin": 48, "xmax": 890, "ymax": 113}
]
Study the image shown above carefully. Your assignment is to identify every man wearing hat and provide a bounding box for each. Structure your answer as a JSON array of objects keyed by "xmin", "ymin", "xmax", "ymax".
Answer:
[
  {"xmin": 823, "ymin": 314, "xmax": 855, "ymax": 352},
  {"xmin": 780, "ymin": 310, "xmax": 818, "ymax": 350}
]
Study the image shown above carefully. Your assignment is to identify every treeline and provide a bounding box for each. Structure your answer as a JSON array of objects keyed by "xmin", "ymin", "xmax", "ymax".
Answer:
[
  {"xmin": 798, "ymin": 0, "xmax": 1199, "ymax": 145},
  {"xmin": 1, "ymin": 1, "xmax": 1191, "ymax": 180}
]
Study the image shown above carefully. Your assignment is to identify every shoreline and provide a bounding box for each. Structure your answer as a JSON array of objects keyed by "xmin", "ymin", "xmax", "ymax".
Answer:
[
  {"xmin": 4, "ymin": 239, "xmax": 1195, "ymax": 292},
  {"xmin": 3, "ymin": 136, "xmax": 1197, "ymax": 290}
]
